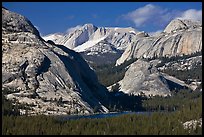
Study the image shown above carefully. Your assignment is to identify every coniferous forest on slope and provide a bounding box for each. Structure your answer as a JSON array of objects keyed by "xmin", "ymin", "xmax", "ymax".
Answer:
[{"xmin": 2, "ymin": 89, "xmax": 202, "ymax": 135}]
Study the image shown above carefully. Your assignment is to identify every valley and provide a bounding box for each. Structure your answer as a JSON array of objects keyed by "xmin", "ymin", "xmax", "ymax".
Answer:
[{"xmin": 2, "ymin": 3, "xmax": 202, "ymax": 135}]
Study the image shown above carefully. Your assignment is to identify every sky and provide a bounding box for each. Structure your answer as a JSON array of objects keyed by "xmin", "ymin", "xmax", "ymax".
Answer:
[{"xmin": 2, "ymin": 2, "xmax": 202, "ymax": 36}]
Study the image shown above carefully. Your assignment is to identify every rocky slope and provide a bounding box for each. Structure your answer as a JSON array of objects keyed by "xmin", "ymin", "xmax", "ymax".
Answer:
[
  {"xmin": 112, "ymin": 59, "xmax": 191, "ymax": 97},
  {"xmin": 116, "ymin": 19, "xmax": 202, "ymax": 65},
  {"xmin": 158, "ymin": 55, "xmax": 202, "ymax": 71},
  {"xmin": 116, "ymin": 59, "xmax": 171, "ymax": 96},
  {"xmin": 43, "ymin": 25, "xmax": 148, "ymax": 65},
  {"xmin": 164, "ymin": 19, "xmax": 202, "ymax": 33},
  {"xmin": 158, "ymin": 55, "xmax": 202, "ymax": 90},
  {"xmin": 2, "ymin": 7, "xmax": 109, "ymax": 115}
]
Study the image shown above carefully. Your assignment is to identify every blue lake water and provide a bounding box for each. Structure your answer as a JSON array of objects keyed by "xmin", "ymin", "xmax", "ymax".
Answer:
[{"xmin": 57, "ymin": 111, "xmax": 152, "ymax": 121}]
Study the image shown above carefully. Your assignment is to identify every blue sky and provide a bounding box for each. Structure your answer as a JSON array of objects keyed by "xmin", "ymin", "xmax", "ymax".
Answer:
[{"xmin": 2, "ymin": 2, "xmax": 202, "ymax": 36}]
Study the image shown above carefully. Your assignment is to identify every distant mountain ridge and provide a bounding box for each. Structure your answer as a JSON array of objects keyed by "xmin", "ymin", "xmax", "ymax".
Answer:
[
  {"xmin": 43, "ymin": 19, "xmax": 201, "ymax": 66},
  {"xmin": 42, "ymin": 24, "xmax": 148, "ymax": 65}
]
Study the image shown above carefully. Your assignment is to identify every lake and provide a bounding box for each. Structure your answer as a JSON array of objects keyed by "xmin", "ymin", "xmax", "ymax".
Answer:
[{"xmin": 57, "ymin": 111, "xmax": 152, "ymax": 121}]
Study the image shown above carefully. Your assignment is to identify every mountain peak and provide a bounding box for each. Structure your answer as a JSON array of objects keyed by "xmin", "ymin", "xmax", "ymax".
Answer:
[
  {"xmin": 2, "ymin": 7, "xmax": 40, "ymax": 36},
  {"xmin": 164, "ymin": 18, "xmax": 201, "ymax": 33},
  {"xmin": 82, "ymin": 23, "xmax": 98, "ymax": 30}
]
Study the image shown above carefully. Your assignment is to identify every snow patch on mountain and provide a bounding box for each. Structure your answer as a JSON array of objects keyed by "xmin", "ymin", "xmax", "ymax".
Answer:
[
  {"xmin": 42, "ymin": 33, "xmax": 64, "ymax": 42},
  {"xmin": 74, "ymin": 36, "xmax": 107, "ymax": 52}
]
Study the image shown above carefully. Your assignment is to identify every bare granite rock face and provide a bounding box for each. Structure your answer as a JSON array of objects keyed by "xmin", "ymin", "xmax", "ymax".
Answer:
[
  {"xmin": 118, "ymin": 59, "xmax": 171, "ymax": 97},
  {"xmin": 164, "ymin": 19, "xmax": 202, "ymax": 33},
  {"xmin": 116, "ymin": 19, "xmax": 202, "ymax": 65},
  {"xmin": 2, "ymin": 7, "xmax": 109, "ymax": 115},
  {"xmin": 2, "ymin": 7, "xmax": 40, "ymax": 36}
]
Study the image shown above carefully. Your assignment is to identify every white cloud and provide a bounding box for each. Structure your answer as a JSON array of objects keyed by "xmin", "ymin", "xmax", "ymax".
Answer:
[
  {"xmin": 123, "ymin": 4, "xmax": 171, "ymax": 27},
  {"xmin": 122, "ymin": 4, "xmax": 202, "ymax": 28},
  {"xmin": 176, "ymin": 9, "xmax": 202, "ymax": 21},
  {"xmin": 66, "ymin": 25, "xmax": 82, "ymax": 34}
]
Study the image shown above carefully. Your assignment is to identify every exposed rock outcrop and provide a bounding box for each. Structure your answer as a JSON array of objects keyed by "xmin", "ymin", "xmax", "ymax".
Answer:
[
  {"xmin": 2, "ymin": 7, "xmax": 109, "ymax": 115},
  {"xmin": 114, "ymin": 59, "xmax": 191, "ymax": 97},
  {"xmin": 183, "ymin": 118, "xmax": 202, "ymax": 131},
  {"xmin": 117, "ymin": 59, "xmax": 172, "ymax": 97},
  {"xmin": 2, "ymin": 7, "xmax": 40, "ymax": 36},
  {"xmin": 116, "ymin": 19, "xmax": 202, "ymax": 65},
  {"xmin": 164, "ymin": 19, "xmax": 202, "ymax": 33}
]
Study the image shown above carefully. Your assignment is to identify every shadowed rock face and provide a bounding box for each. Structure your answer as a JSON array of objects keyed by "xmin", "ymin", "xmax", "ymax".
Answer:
[
  {"xmin": 116, "ymin": 19, "xmax": 202, "ymax": 66},
  {"xmin": 118, "ymin": 59, "xmax": 172, "ymax": 97},
  {"xmin": 2, "ymin": 7, "xmax": 109, "ymax": 115}
]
